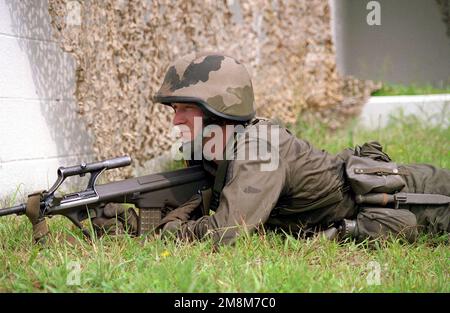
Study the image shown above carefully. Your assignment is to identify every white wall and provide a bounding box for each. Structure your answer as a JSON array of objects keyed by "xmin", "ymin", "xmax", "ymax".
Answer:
[{"xmin": 0, "ymin": 0, "xmax": 94, "ymax": 204}]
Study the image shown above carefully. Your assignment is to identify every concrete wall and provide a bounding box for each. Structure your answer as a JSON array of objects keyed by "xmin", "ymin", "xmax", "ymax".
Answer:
[
  {"xmin": 0, "ymin": 0, "xmax": 94, "ymax": 202},
  {"xmin": 359, "ymin": 94, "xmax": 450, "ymax": 129},
  {"xmin": 331, "ymin": 0, "xmax": 450, "ymax": 87}
]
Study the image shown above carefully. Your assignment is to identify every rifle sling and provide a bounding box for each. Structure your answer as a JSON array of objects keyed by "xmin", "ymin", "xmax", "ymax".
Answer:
[
  {"xmin": 209, "ymin": 160, "xmax": 229, "ymax": 212},
  {"xmin": 26, "ymin": 191, "xmax": 49, "ymax": 243},
  {"xmin": 206, "ymin": 130, "xmax": 238, "ymax": 212}
]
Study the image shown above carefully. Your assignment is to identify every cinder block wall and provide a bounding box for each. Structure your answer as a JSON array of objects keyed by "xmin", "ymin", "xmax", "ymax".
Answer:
[{"xmin": 0, "ymin": 0, "xmax": 94, "ymax": 203}]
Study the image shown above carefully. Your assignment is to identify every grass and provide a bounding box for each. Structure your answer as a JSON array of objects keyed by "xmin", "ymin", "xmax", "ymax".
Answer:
[
  {"xmin": 371, "ymin": 83, "xmax": 450, "ymax": 96},
  {"xmin": 294, "ymin": 110, "xmax": 450, "ymax": 168},
  {"xmin": 0, "ymin": 111, "xmax": 449, "ymax": 292}
]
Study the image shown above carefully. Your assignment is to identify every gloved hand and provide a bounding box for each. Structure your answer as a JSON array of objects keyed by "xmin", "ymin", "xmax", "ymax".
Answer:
[
  {"xmin": 155, "ymin": 194, "xmax": 203, "ymax": 232},
  {"xmin": 91, "ymin": 203, "xmax": 139, "ymax": 237}
]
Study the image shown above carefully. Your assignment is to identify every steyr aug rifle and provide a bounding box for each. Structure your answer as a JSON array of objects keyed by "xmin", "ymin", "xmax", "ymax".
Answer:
[{"xmin": 0, "ymin": 156, "xmax": 212, "ymax": 238}]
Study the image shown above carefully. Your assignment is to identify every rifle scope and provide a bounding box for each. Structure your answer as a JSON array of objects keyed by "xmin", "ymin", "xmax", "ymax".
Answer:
[{"xmin": 0, "ymin": 156, "xmax": 132, "ymax": 217}]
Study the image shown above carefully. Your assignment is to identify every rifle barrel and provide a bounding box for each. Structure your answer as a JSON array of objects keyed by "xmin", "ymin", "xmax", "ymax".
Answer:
[{"xmin": 0, "ymin": 203, "xmax": 26, "ymax": 216}]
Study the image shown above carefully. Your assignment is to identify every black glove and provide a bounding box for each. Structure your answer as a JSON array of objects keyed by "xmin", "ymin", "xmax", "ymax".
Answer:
[
  {"xmin": 91, "ymin": 203, "xmax": 139, "ymax": 237},
  {"xmin": 155, "ymin": 194, "xmax": 203, "ymax": 233}
]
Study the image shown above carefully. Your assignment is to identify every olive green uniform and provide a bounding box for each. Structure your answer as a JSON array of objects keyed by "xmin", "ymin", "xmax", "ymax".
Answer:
[
  {"xmin": 154, "ymin": 52, "xmax": 449, "ymax": 245},
  {"xmin": 340, "ymin": 151, "xmax": 449, "ymax": 242},
  {"xmin": 399, "ymin": 164, "xmax": 449, "ymax": 234},
  {"xmin": 161, "ymin": 119, "xmax": 449, "ymax": 245}
]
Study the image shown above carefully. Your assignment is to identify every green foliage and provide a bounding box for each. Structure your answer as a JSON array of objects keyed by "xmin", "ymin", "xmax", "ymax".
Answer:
[
  {"xmin": 161, "ymin": 159, "xmax": 186, "ymax": 171},
  {"xmin": 371, "ymin": 83, "xmax": 450, "ymax": 96},
  {"xmin": 0, "ymin": 112, "xmax": 449, "ymax": 292}
]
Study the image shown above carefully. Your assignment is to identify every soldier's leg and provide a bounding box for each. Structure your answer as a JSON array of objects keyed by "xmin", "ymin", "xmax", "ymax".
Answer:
[
  {"xmin": 410, "ymin": 205, "xmax": 450, "ymax": 234},
  {"xmin": 400, "ymin": 164, "xmax": 450, "ymax": 234},
  {"xmin": 343, "ymin": 207, "xmax": 419, "ymax": 243}
]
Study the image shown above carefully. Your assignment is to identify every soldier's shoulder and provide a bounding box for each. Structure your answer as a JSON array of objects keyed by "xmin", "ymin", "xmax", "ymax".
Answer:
[
  {"xmin": 246, "ymin": 117, "xmax": 297, "ymax": 138},
  {"xmin": 249, "ymin": 116, "xmax": 277, "ymax": 125}
]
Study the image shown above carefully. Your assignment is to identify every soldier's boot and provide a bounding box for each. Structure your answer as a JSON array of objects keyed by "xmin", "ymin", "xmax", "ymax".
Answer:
[
  {"xmin": 315, "ymin": 219, "xmax": 358, "ymax": 241},
  {"xmin": 321, "ymin": 209, "xmax": 422, "ymax": 243},
  {"xmin": 316, "ymin": 226, "xmax": 340, "ymax": 240},
  {"xmin": 339, "ymin": 219, "xmax": 359, "ymax": 239}
]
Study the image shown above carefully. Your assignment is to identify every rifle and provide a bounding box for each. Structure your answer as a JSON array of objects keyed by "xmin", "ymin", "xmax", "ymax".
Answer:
[{"xmin": 0, "ymin": 156, "xmax": 213, "ymax": 238}]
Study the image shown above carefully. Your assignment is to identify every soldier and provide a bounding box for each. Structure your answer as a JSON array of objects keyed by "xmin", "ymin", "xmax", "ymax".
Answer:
[
  {"xmin": 93, "ymin": 52, "xmax": 449, "ymax": 245},
  {"xmin": 150, "ymin": 51, "xmax": 449, "ymax": 246}
]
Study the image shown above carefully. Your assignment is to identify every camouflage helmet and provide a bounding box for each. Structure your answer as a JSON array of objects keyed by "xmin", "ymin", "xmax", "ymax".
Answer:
[{"xmin": 154, "ymin": 52, "xmax": 256, "ymax": 122}]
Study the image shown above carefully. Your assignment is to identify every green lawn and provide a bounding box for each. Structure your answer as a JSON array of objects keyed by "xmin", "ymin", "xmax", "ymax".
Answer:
[
  {"xmin": 371, "ymin": 83, "xmax": 450, "ymax": 96},
  {"xmin": 0, "ymin": 112, "xmax": 449, "ymax": 292}
]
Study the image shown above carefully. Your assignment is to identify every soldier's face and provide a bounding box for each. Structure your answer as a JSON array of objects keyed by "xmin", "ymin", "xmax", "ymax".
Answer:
[{"xmin": 172, "ymin": 103, "xmax": 204, "ymax": 142}]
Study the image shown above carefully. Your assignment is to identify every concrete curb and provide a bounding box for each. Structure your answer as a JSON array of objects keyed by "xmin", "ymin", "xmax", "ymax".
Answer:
[{"xmin": 358, "ymin": 94, "xmax": 450, "ymax": 129}]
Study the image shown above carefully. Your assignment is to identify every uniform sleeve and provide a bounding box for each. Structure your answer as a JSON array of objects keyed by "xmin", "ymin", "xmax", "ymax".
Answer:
[{"xmin": 170, "ymin": 158, "xmax": 287, "ymax": 245}]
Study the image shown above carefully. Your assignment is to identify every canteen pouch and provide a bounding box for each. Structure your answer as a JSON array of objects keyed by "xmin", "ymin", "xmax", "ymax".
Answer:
[{"xmin": 346, "ymin": 155, "xmax": 406, "ymax": 195}]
